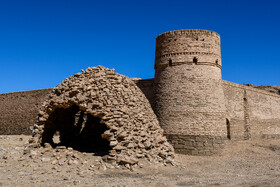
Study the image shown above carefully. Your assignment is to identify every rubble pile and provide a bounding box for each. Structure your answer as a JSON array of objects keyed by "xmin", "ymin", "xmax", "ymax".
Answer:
[{"xmin": 28, "ymin": 66, "xmax": 174, "ymax": 167}]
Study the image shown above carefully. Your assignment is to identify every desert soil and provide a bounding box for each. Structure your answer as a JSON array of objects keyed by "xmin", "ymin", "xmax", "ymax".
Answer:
[{"xmin": 0, "ymin": 135, "xmax": 279, "ymax": 187}]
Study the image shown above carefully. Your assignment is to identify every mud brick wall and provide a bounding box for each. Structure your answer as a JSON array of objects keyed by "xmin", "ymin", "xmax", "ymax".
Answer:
[
  {"xmin": 223, "ymin": 80, "xmax": 280, "ymax": 140},
  {"xmin": 246, "ymin": 88, "xmax": 280, "ymax": 139},
  {"xmin": 223, "ymin": 81, "xmax": 247, "ymax": 140},
  {"xmin": 0, "ymin": 89, "xmax": 51, "ymax": 134},
  {"xmin": 132, "ymin": 78, "xmax": 154, "ymax": 105},
  {"xmin": 165, "ymin": 134, "xmax": 225, "ymax": 155}
]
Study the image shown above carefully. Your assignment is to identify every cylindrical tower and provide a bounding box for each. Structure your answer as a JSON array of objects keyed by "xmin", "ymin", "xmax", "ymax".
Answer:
[{"xmin": 153, "ymin": 29, "xmax": 227, "ymax": 155}]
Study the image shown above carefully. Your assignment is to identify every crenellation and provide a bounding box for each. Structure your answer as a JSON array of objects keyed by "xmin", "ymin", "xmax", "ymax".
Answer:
[
  {"xmin": 156, "ymin": 29, "xmax": 220, "ymax": 40},
  {"xmin": 155, "ymin": 29, "xmax": 222, "ymax": 71}
]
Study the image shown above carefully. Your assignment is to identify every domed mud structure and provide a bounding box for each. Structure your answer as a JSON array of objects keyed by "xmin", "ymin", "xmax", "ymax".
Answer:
[{"xmin": 29, "ymin": 66, "xmax": 174, "ymax": 165}]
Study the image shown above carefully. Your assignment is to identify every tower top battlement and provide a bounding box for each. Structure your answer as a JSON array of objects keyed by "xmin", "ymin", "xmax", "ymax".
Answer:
[
  {"xmin": 156, "ymin": 29, "xmax": 220, "ymax": 40},
  {"xmin": 154, "ymin": 29, "xmax": 222, "ymax": 70}
]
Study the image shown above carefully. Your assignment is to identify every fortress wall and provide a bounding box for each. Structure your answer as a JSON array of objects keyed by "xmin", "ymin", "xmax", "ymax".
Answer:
[
  {"xmin": 0, "ymin": 89, "xmax": 51, "ymax": 135},
  {"xmin": 0, "ymin": 78, "xmax": 156, "ymax": 135},
  {"xmin": 132, "ymin": 78, "xmax": 154, "ymax": 105},
  {"xmin": 223, "ymin": 81, "xmax": 247, "ymax": 140},
  {"xmin": 246, "ymin": 89, "xmax": 280, "ymax": 139},
  {"xmin": 1, "ymin": 79, "xmax": 279, "ymax": 141},
  {"xmin": 223, "ymin": 80, "xmax": 280, "ymax": 140}
]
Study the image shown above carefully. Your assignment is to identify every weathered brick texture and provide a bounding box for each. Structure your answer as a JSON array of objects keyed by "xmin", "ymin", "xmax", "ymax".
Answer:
[
  {"xmin": 223, "ymin": 81, "xmax": 280, "ymax": 140},
  {"xmin": 165, "ymin": 134, "xmax": 225, "ymax": 155},
  {"xmin": 0, "ymin": 89, "xmax": 51, "ymax": 134},
  {"xmin": 153, "ymin": 30, "xmax": 227, "ymax": 155}
]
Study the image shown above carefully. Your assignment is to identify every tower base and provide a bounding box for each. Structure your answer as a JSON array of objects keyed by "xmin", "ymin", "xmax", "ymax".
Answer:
[{"xmin": 165, "ymin": 134, "xmax": 226, "ymax": 155}]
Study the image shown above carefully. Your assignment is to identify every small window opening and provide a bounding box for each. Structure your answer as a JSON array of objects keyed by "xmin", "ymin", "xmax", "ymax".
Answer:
[
  {"xmin": 216, "ymin": 59, "xmax": 219, "ymax": 64},
  {"xmin": 193, "ymin": 57, "xmax": 198, "ymax": 64},
  {"xmin": 169, "ymin": 59, "xmax": 172, "ymax": 66},
  {"xmin": 202, "ymin": 38, "xmax": 205, "ymax": 41},
  {"xmin": 226, "ymin": 118, "xmax": 231, "ymax": 140},
  {"xmin": 195, "ymin": 38, "xmax": 198, "ymax": 41}
]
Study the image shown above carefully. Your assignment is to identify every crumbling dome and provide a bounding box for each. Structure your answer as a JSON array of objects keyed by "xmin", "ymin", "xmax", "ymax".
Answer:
[{"xmin": 30, "ymin": 66, "xmax": 174, "ymax": 165}]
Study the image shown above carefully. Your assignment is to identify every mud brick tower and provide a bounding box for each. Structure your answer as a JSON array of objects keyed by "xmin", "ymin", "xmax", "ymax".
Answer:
[{"xmin": 153, "ymin": 29, "xmax": 227, "ymax": 155}]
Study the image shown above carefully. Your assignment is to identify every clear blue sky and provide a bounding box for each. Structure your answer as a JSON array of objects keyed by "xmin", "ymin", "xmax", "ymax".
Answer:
[{"xmin": 1, "ymin": 0, "xmax": 279, "ymax": 93}]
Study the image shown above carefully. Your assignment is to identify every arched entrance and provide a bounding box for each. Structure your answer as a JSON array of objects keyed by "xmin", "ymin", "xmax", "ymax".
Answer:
[{"xmin": 41, "ymin": 105, "xmax": 111, "ymax": 156}]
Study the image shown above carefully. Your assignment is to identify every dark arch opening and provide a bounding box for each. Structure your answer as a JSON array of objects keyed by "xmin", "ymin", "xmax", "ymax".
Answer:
[
  {"xmin": 193, "ymin": 57, "xmax": 198, "ymax": 64},
  {"xmin": 169, "ymin": 59, "xmax": 172, "ymax": 66},
  {"xmin": 41, "ymin": 105, "xmax": 111, "ymax": 156},
  {"xmin": 226, "ymin": 118, "xmax": 231, "ymax": 140},
  {"xmin": 216, "ymin": 59, "xmax": 219, "ymax": 64}
]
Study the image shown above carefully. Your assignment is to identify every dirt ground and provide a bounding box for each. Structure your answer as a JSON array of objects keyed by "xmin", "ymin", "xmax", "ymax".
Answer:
[{"xmin": 0, "ymin": 135, "xmax": 279, "ymax": 187}]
